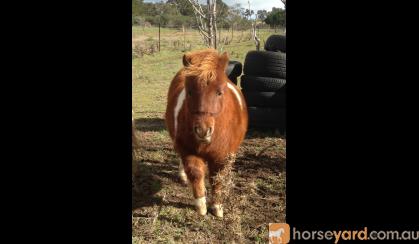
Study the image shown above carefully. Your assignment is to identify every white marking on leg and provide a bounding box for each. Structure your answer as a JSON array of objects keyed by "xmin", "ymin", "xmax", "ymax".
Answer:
[
  {"xmin": 174, "ymin": 88, "xmax": 186, "ymax": 136},
  {"xmin": 227, "ymin": 82, "xmax": 243, "ymax": 110},
  {"xmin": 178, "ymin": 161, "xmax": 188, "ymax": 184},
  {"xmin": 194, "ymin": 196, "xmax": 207, "ymax": 215},
  {"xmin": 211, "ymin": 204, "xmax": 223, "ymax": 218}
]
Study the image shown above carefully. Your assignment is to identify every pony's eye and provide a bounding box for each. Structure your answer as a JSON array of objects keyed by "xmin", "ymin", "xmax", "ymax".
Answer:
[{"xmin": 216, "ymin": 91, "xmax": 222, "ymax": 96}]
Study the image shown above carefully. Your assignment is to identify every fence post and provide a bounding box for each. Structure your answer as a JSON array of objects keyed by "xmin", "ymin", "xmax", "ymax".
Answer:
[
  {"xmin": 158, "ymin": 22, "xmax": 161, "ymax": 52},
  {"xmin": 231, "ymin": 25, "xmax": 234, "ymax": 42},
  {"xmin": 218, "ymin": 27, "xmax": 221, "ymax": 47}
]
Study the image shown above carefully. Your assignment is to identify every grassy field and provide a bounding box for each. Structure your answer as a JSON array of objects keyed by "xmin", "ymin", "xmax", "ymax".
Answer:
[{"xmin": 132, "ymin": 26, "xmax": 286, "ymax": 243}]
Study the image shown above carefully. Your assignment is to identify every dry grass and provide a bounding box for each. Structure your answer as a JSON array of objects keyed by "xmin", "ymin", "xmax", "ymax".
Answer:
[{"xmin": 132, "ymin": 119, "xmax": 286, "ymax": 243}]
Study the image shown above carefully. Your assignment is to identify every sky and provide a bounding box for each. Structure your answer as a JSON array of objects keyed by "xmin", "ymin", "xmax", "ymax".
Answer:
[
  {"xmin": 143, "ymin": 0, "xmax": 284, "ymax": 12},
  {"xmin": 224, "ymin": 0, "xmax": 284, "ymax": 12}
]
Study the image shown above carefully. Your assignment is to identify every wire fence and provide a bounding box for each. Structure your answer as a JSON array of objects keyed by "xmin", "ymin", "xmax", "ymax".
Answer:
[{"xmin": 132, "ymin": 24, "xmax": 285, "ymax": 57}]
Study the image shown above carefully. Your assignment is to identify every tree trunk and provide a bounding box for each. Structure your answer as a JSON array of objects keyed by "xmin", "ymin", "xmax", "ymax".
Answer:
[
  {"xmin": 251, "ymin": 22, "xmax": 260, "ymax": 50},
  {"xmin": 183, "ymin": 25, "xmax": 186, "ymax": 50},
  {"xmin": 187, "ymin": 0, "xmax": 218, "ymax": 49},
  {"xmin": 254, "ymin": 25, "xmax": 260, "ymax": 50},
  {"xmin": 207, "ymin": 0, "xmax": 214, "ymax": 48},
  {"xmin": 213, "ymin": 0, "xmax": 217, "ymax": 49},
  {"xmin": 255, "ymin": 35, "xmax": 260, "ymax": 50}
]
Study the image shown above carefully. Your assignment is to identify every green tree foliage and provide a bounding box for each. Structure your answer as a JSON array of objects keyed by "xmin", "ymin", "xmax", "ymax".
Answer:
[
  {"xmin": 222, "ymin": 3, "xmax": 251, "ymax": 30},
  {"xmin": 167, "ymin": 0, "xmax": 195, "ymax": 16},
  {"xmin": 256, "ymin": 10, "xmax": 267, "ymax": 21},
  {"xmin": 216, "ymin": 0, "xmax": 230, "ymax": 28},
  {"xmin": 132, "ymin": 0, "xmax": 144, "ymax": 24},
  {"xmin": 132, "ymin": 0, "xmax": 254, "ymax": 29},
  {"xmin": 264, "ymin": 7, "xmax": 285, "ymax": 27},
  {"xmin": 132, "ymin": 0, "xmax": 194, "ymax": 26},
  {"xmin": 244, "ymin": 9, "xmax": 254, "ymax": 19}
]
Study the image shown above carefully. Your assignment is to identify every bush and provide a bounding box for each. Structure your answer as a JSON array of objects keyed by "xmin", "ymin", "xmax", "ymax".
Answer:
[
  {"xmin": 132, "ymin": 16, "xmax": 144, "ymax": 26},
  {"xmin": 144, "ymin": 15, "xmax": 162, "ymax": 26},
  {"xmin": 166, "ymin": 15, "xmax": 194, "ymax": 28}
]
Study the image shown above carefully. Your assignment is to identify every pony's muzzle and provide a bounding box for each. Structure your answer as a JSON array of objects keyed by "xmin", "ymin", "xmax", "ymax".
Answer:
[{"xmin": 194, "ymin": 126, "xmax": 213, "ymax": 143}]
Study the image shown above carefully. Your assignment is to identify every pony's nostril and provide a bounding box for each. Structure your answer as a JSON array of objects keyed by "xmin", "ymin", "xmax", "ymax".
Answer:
[{"xmin": 207, "ymin": 127, "xmax": 213, "ymax": 135}]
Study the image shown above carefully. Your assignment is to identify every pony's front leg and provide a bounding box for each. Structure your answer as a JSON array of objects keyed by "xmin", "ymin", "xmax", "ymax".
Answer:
[
  {"xmin": 209, "ymin": 153, "xmax": 236, "ymax": 218},
  {"xmin": 209, "ymin": 167, "xmax": 224, "ymax": 218},
  {"xmin": 178, "ymin": 160, "xmax": 188, "ymax": 186},
  {"xmin": 183, "ymin": 155, "xmax": 207, "ymax": 215}
]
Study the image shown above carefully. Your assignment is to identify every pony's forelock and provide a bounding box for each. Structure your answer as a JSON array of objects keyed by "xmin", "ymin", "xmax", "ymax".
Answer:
[{"xmin": 183, "ymin": 49, "xmax": 224, "ymax": 84}]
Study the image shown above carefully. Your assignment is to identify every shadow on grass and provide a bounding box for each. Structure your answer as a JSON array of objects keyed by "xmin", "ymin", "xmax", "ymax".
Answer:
[
  {"xmin": 134, "ymin": 118, "xmax": 166, "ymax": 132},
  {"xmin": 132, "ymin": 161, "xmax": 163, "ymax": 210},
  {"xmin": 236, "ymin": 151, "xmax": 285, "ymax": 173},
  {"xmin": 245, "ymin": 127, "xmax": 286, "ymax": 139},
  {"xmin": 132, "ymin": 160, "xmax": 196, "ymax": 213}
]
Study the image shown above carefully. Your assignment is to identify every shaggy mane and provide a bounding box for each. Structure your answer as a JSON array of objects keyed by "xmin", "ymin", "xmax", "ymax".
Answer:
[{"xmin": 183, "ymin": 49, "xmax": 224, "ymax": 84}]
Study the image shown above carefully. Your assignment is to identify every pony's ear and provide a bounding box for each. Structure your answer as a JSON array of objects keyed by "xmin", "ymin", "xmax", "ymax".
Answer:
[
  {"xmin": 183, "ymin": 53, "xmax": 192, "ymax": 67},
  {"xmin": 219, "ymin": 51, "xmax": 229, "ymax": 71}
]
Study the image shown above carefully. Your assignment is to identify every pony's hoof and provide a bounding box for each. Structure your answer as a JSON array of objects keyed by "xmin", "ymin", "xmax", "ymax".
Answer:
[
  {"xmin": 196, "ymin": 205, "xmax": 207, "ymax": 215},
  {"xmin": 194, "ymin": 197, "xmax": 207, "ymax": 215},
  {"xmin": 211, "ymin": 204, "xmax": 223, "ymax": 218}
]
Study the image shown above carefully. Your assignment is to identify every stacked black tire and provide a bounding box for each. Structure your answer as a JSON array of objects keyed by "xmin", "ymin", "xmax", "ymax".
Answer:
[
  {"xmin": 241, "ymin": 35, "xmax": 286, "ymax": 133},
  {"xmin": 225, "ymin": 61, "xmax": 242, "ymax": 85}
]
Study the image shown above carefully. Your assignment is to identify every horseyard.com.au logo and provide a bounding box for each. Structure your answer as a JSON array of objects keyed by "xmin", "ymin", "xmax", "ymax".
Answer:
[
  {"xmin": 268, "ymin": 224, "xmax": 419, "ymax": 243},
  {"xmin": 269, "ymin": 223, "xmax": 290, "ymax": 244}
]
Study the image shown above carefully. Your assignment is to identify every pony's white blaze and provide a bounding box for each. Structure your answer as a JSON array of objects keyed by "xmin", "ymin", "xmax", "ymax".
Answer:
[
  {"xmin": 174, "ymin": 88, "xmax": 186, "ymax": 136},
  {"xmin": 227, "ymin": 82, "xmax": 243, "ymax": 110}
]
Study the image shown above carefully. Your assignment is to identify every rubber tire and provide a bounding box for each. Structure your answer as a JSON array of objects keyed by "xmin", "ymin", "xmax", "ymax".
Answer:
[
  {"xmin": 225, "ymin": 61, "xmax": 242, "ymax": 81},
  {"xmin": 240, "ymin": 75, "xmax": 286, "ymax": 92},
  {"xmin": 243, "ymin": 51, "xmax": 286, "ymax": 78},
  {"xmin": 242, "ymin": 87, "xmax": 286, "ymax": 108},
  {"xmin": 230, "ymin": 77, "xmax": 238, "ymax": 85},
  {"xmin": 247, "ymin": 106, "xmax": 286, "ymax": 132},
  {"xmin": 264, "ymin": 35, "xmax": 286, "ymax": 53}
]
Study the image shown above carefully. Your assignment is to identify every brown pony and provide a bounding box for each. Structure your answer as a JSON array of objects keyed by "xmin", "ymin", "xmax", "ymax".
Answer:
[{"xmin": 165, "ymin": 49, "xmax": 248, "ymax": 217}]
